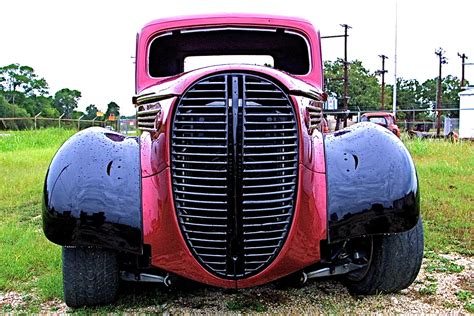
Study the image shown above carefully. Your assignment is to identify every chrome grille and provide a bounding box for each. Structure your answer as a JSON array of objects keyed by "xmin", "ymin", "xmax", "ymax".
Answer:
[
  {"xmin": 137, "ymin": 107, "xmax": 161, "ymax": 132},
  {"xmin": 171, "ymin": 73, "xmax": 298, "ymax": 279}
]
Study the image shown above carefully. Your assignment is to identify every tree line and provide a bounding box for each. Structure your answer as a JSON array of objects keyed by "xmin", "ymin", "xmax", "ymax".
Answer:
[
  {"xmin": 1, "ymin": 61, "xmax": 466, "ymax": 129},
  {"xmin": 0, "ymin": 63, "xmax": 120, "ymax": 129},
  {"xmin": 324, "ymin": 58, "xmax": 466, "ymax": 120}
]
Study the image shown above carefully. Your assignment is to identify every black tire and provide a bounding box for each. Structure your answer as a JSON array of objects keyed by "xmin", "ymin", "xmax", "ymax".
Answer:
[
  {"xmin": 345, "ymin": 217, "xmax": 424, "ymax": 295},
  {"xmin": 62, "ymin": 246, "xmax": 119, "ymax": 307}
]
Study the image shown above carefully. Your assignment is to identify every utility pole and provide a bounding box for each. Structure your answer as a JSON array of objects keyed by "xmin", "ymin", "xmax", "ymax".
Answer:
[
  {"xmin": 341, "ymin": 24, "xmax": 351, "ymax": 128},
  {"xmin": 376, "ymin": 55, "xmax": 389, "ymax": 110},
  {"xmin": 321, "ymin": 24, "xmax": 351, "ymax": 130},
  {"xmin": 435, "ymin": 48, "xmax": 447, "ymax": 136},
  {"xmin": 392, "ymin": 0, "xmax": 398, "ymax": 116},
  {"xmin": 457, "ymin": 53, "xmax": 468, "ymax": 88}
]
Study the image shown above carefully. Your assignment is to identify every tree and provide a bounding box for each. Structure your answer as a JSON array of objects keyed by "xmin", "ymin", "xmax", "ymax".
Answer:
[
  {"xmin": 84, "ymin": 104, "xmax": 99, "ymax": 120},
  {"xmin": 104, "ymin": 102, "xmax": 120, "ymax": 120},
  {"xmin": 324, "ymin": 59, "xmax": 381, "ymax": 111},
  {"xmin": 420, "ymin": 75, "xmax": 465, "ymax": 117},
  {"xmin": 53, "ymin": 88, "xmax": 82, "ymax": 118},
  {"xmin": 394, "ymin": 78, "xmax": 428, "ymax": 122},
  {"xmin": 0, "ymin": 95, "xmax": 31, "ymax": 130},
  {"xmin": 0, "ymin": 63, "xmax": 48, "ymax": 104}
]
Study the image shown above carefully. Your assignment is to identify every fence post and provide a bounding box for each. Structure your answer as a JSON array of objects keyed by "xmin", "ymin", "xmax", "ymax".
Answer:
[
  {"xmin": 77, "ymin": 115, "xmax": 85, "ymax": 130},
  {"xmin": 59, "ymin": 113, "xmax": 65, "ymax": 128},
  {"xmin": 34, "ymin": 112, "xmax": 42, "ymax": 130}
]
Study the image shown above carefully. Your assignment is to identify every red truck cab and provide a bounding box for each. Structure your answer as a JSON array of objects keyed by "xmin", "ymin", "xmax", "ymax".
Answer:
[{"xmin": 360, "ymin": 112, "xmax": 401, "ymax": 137}]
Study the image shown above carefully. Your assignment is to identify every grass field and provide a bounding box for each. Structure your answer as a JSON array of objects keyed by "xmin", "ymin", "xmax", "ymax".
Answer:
[{"xmin": 0, "ymin": 128, "xmax": 472, "ymax": 312}]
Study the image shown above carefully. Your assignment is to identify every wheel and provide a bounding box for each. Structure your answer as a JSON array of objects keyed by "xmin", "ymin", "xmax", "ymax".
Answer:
[
  {"xmin": 62, "ymin": 246, "xmax": 119, "ymax": 307},
  {"xmin": 344, "ymin": 217, "xmax": 424, "ymax": 294}
]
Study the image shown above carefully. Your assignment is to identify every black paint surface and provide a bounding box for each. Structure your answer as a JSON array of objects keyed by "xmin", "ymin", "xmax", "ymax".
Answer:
[
  {"xmin": 42, "ymin": 127, "xmax": 142, "ymax": 254},
  {"xmin": 325, "ymin": 123, "xmax": 420, "ymax": 243}
]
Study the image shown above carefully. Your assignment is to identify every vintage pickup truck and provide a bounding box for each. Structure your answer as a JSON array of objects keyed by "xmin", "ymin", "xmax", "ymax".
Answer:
[{"xmin": 43, "ymin": 14, "xmax": 423, "ymax": 307}]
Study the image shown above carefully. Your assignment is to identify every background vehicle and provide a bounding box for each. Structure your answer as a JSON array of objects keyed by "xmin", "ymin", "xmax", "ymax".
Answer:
[
  {"xmin": 360, "ymin": 112, "xmax": 401, "ymax": 137},
  {"xmin": 43, "ymin": 14, "xmax": 422, "ymax": 307}
]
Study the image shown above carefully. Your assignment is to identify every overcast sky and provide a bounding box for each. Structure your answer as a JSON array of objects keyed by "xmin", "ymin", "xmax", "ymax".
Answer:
[{"xmin": 1, "ymin": 0, "xmax": 473, "ymax": 115}]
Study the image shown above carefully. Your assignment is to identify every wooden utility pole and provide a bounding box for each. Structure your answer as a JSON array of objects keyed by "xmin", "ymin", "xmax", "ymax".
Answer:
[
  {"xmin": 457, "ymin": 53, "xmax": 468, "ymax": 88},
  {"xmin": 376, "ymin": 55, "xmax": 389, "ymax": 110},
  {"xmin": 321, "ymin": 24, "xmax": 351, "ymax": 131},
  {"xmin": 435, "ymin": 48, "xmax": 447, "ymax": 136},
  {"xmin": 341, "ymin": 24, "xmax": 351, "ymax": 127}
]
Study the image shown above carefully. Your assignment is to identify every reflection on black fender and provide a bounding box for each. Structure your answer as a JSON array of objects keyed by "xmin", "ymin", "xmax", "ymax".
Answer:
[
  {"xmin": 325, "ymin": 123, "xmax": 420, "ymax": 243},
  {"xmin": 42, "ymin": 127, "xmax": 142, "ymax": 254}
]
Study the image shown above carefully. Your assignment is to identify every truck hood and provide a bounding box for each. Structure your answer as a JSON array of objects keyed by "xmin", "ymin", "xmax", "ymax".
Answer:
[{"xmin": 134, "ymin": 64, "xmax": 324, "ymax": 105}]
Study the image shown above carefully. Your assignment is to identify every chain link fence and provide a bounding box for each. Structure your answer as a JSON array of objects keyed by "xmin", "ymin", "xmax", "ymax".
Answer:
[
  {"xmin": 324, "ymin": 106, "xmax": 472, "ymax": 136},
  {"xmin": 1, "ymin": 107, "xmax": 472, "ymax": 138}
]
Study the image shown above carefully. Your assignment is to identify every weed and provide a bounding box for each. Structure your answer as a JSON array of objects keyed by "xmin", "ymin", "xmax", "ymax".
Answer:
[
  {"xmin": 465, "ymin": 303, "xmax": 474, "ymax": 313},
  {"xmin": 443, "ymin": 301, "xmax": 458, "ymax": 309},
  {"xmin": 425, "ymin": 256, "xmax": 464, "ymax": 274},
  {"xmin": 226, "ymin": 295, "xmax": 268, "ymax": 312},
  {"xmin": 419, "ymin": 282, "xmax": 438, "ymax": 295},
  {"xmin": 1, "ymin": 303, "xmax": 13, "ymax": 312},
  {"xmin": 456, "ymin": 290, "xmax": 472, "ymax": 302},
  {"xmin": 425, "ymin": 275, "xmax": 437, "ymax": 282}
]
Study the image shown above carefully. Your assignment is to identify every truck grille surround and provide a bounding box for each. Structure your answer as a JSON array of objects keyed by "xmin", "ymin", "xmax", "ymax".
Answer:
[{"xmin": 170, "ymin": 73, "xmax": 299, "ymax": 279}]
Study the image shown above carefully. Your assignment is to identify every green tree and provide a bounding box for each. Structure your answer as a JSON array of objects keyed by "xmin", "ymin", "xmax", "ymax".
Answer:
[
  {"xmin": 418, "ymin": 75, "xmax": 465, "ymax": 118},
  {"xmin": 53, "ymin": 88, "xmax": 82, "ymax": 118},
  {"xmin": 84, "ymin": 104, "xmax": 99, "ymax": 120},
  {"xmin": 394, "ymin": 78, "xmax": 428, "ymax": 122},
  {"xmin": 420, "ymin": 75, "xmax": 465, "ymax": 115},
  {"xmin": 0, "ymin": 63, "xmax": 48, "ymax": 104},
  {"xmin": 0, "ymin": 95, "xmax": 31, "ymax": 130},
  {"xmin": 324, "ymin": 59, "xmax": 381, "ymax": 111},
  {"xmin": 104, "ymin": 101, "xmax": 120, "ymax": 120}
]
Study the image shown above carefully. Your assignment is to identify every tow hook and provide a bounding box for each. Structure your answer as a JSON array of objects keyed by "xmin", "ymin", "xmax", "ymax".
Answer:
[
  {"xmin": 120, "ymin": 271, "xmax": 171, "ymax": 287},
  {"xmin": 305, "ymin": 262, "xmax": 366, "ymax": 280}
]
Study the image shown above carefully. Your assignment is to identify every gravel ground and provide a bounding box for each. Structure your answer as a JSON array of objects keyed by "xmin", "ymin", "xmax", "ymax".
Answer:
[{"xmin": 1, "ymin": 253, "xmax": 472, "ymax": 314}]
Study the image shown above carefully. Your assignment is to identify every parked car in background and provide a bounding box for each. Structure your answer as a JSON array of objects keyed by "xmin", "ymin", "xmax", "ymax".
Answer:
[
  {"xmin": 360, "ymin": 112, "xmax": 401, "ymax": 137},
  {"xmin": 42, "ymin": 14, "xmax": 422, "ymax": 307}
]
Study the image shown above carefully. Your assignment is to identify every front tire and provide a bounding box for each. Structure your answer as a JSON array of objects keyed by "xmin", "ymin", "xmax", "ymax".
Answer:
[
  {"xmin": 62, "ymin": 246, "xmax": 119, "ymax": 307},
  {"xmin": 345, "ymin": 217, "xmax": 424, "ymax": 294}
]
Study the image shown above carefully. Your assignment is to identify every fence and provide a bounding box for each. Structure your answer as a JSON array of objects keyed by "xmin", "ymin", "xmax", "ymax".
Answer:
[
  {"xmin": 0, "ymin": 107, "xmax": 472, "ymax": 136},
  {"xmin": 0, "ymin": 116, "xmax": 126, "ymax": 132},
  {"xmin": 324, "ymin": 107, "xmax": 472, "ymax": 135}
]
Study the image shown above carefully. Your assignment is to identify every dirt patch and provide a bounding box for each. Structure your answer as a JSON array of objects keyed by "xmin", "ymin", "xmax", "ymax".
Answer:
[{"xmin": 1, "ymin": 253, "xmax": 473, "ymax": 314}]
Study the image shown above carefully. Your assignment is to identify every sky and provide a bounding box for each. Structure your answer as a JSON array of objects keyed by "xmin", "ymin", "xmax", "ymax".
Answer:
[{"xmin": 1, "ymin": 0, "xmax": 473, "ymax": 115}]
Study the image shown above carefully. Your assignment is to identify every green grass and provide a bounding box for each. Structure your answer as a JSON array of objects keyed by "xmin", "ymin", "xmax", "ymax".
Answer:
[
  {"xmin": 404, "ymin": 136, "xmax": 474, "ymax": 255},
  {"xmin": 0, "ymin": 129, "xmax": 472, "ymax": 312},
  {"xmin": 0, "ymin": 129, "xmax": 74, "ymax": 300}
]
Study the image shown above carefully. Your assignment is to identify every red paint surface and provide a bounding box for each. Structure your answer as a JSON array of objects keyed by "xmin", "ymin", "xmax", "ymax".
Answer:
[
  {"xmin": 135, "ymin": 14, "xmax": 323, "ymax": 94},
  {"xmin": 139, "ymin": 14, "xmax": 328, "ymax": 288}
]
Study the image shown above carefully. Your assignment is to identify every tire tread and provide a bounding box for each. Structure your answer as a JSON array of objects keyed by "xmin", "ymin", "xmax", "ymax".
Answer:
[{"xmin": 62, "ymin": 247, "xmax": 119, "ymax": 307}]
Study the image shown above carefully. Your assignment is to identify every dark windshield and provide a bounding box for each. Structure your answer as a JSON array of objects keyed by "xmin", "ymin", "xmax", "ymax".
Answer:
[{"xmin": 148, "ymin": 28, "xmax": 310, "ymax": 77}]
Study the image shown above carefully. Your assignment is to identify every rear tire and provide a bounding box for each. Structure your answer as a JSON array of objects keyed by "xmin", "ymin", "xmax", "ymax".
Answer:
[
  {"xmin": 62, "ymin": 246, "xmax": 119, "ymax": 307},
  {"xmin": 344, "ymin": 217, "xmax": 424, "ymax": 294}
]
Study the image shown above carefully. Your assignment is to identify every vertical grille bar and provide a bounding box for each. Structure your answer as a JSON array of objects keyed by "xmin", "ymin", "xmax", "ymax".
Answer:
[{"xmin": 171, "ymin": 73, "xmax": 298, "ymax": 279}]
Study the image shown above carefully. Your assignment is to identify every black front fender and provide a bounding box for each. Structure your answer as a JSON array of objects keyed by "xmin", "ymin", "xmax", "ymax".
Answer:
[
  {"xmin": 43, "ymin": 127, "xmax": 142, "ymax": 254},
  {"xmin": 325, "ymin": 123, "xmax": 420, "ymax": 243}
]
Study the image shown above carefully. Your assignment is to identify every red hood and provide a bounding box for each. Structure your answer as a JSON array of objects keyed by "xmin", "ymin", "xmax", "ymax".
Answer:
[{"xmin": 135, "ymin": 64, "xmax": 324, "ymax": 105}]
